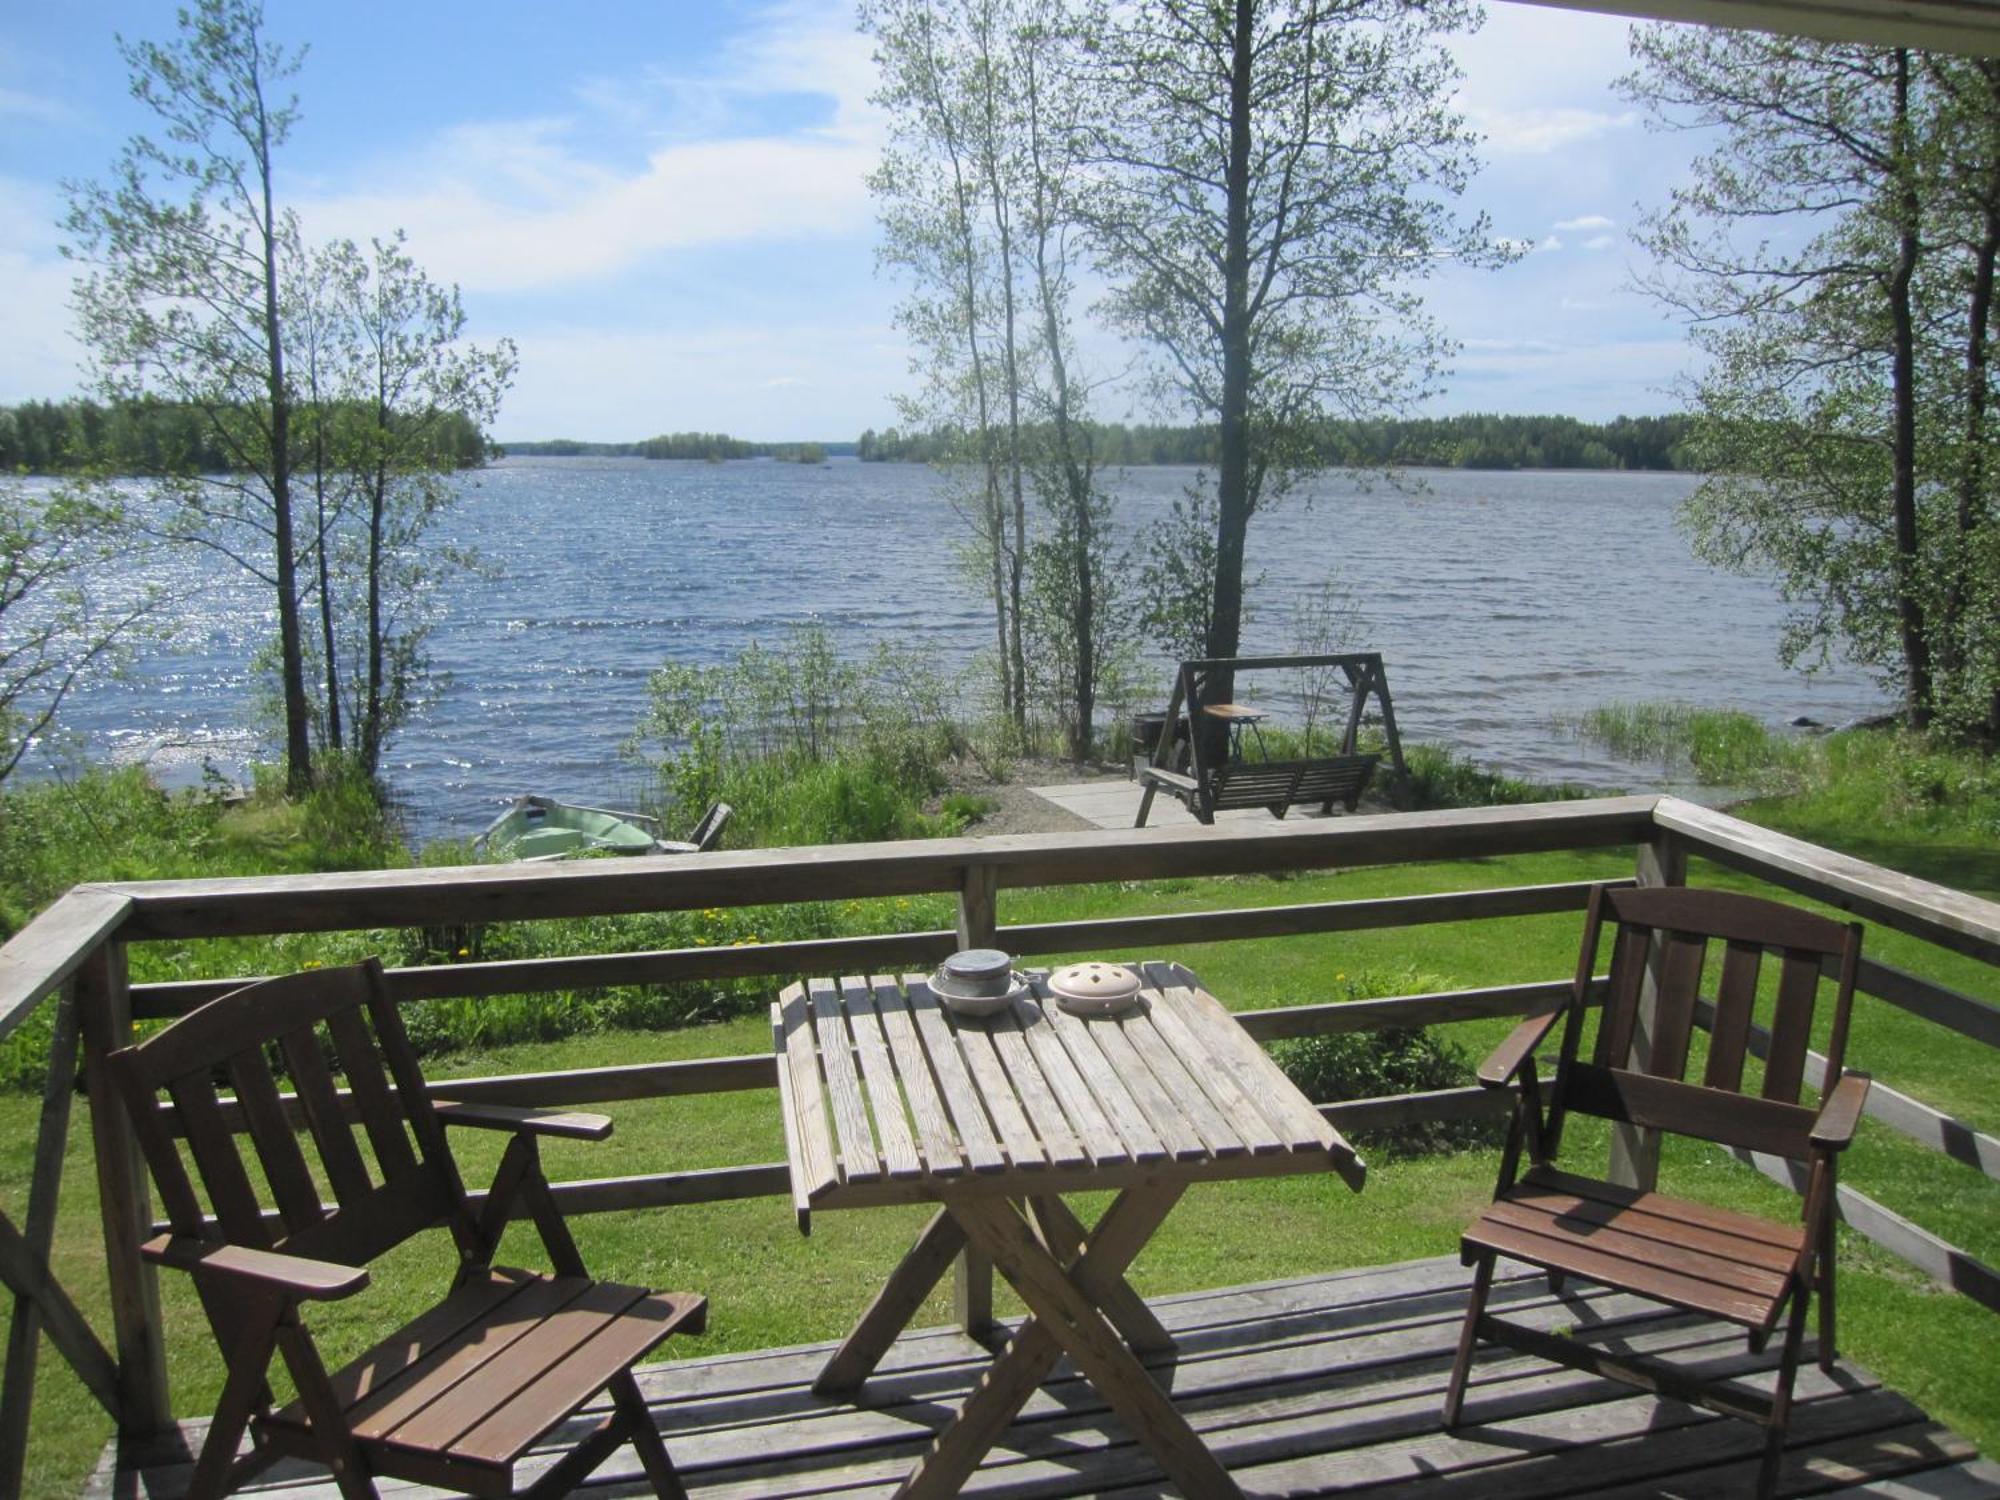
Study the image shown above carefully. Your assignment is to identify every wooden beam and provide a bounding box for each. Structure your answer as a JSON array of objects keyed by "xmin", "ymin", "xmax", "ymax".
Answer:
[
  {"xmin": 1611, "ymin": 831, "xmax": 1688, "ymax": 1192},
  {"xmin": 0, "ymin": 888, "xmax": 132, "ymax": 1044},
  {"xmin": 1732, "ymin": 1150, "xmax": 2000, "ymax": 1315},
  {"xmin": 1847, "ymin": 954, "xmax": 2000, "ymax": 1052},
  {"xmin": 1696, "ymin": 997, "xmax": 2000, "ymax": 1181},
  {"xmin": 101, "ymin": 797, "xmax": 1662, "ymax": 940},
  {"xmin": 1004, "ymin": 880, "xmax": 1616, "ymax": 958},
  {"xmin": 76, "ymin": 942, "xmax": 170, "ymax": 1435},
  {"xmin": 1234, "ymin": 978, "xmax": 1602, "ymax": 1042},
  {"xmin": 129, "ymin": 930, "xmax": 961, "ymax": 1019},
  {"xmin": 1503, "ymin": 0, "xmax": 2000, "ymax": 59},
  {"xmin": 1656, "ymin": 796, "xmax": 2000, "ymax": 964}
]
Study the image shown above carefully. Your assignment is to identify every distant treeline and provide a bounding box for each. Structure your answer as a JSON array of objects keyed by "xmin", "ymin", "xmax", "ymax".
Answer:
[
  {"xmin": 856, "ymin": 412, "xmax": 1695, "ymax": 471},
  {"xmin": 502, "ymin": 433, "xmax": 856, "ymax": 462},
  {"xmin": 2, "ymin": 397, "xmax": 491, "ymax": 475}
]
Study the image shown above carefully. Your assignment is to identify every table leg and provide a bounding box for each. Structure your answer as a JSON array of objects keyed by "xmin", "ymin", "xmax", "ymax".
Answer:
[
  {"xmin": 953, "ymin": 1244, "xmax": 997, "ymax": 1341},
  {"xmin": 951, "ymin": 1194, "xmax": 1243, "ymax": 1500},
  {"xmin": 896, "ymin": 1184, "xmax": 1241, "ymax": 1500},
  {"xmin": 1026, "ymin": 1195, "xmax": 1175, "ymax": 1354},
  {"xmin": 816, "ymin": 1207, "xmax": 967, "ymax": 1396}
]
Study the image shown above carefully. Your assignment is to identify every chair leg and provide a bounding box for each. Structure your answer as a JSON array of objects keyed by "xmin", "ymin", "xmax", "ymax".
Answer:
[
  {"xmin": 1757, "ymin": 1288, "xmax": 1811, "ymax": 1500},
  {"xmin": 1442, "ymin": 1252, "xmax": 1496, "ymax": 1427},
  {"xmin": 1135, "ymin": 783, "xmax": 1156, "ymax": 828},
  {"xmin": 1817, "ymin": 1234, "xmax": 1839, "ymax": 1372},
  {"xmin": 612, "ymin": 1371, "xmax": 687, "ymax": 1500}
]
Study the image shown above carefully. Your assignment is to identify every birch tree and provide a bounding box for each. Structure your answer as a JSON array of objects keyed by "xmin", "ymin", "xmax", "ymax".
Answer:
[
  {"xmin": 63, "ymin": 0, "xmax": 317, "ymax": 791},
  {"xmin": 1082, "ymin": 0, "xmax": 1500, "ymax": 679}
]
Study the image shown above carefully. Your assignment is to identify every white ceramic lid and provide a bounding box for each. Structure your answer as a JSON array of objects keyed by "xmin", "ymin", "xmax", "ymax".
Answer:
[{"xmin": 1048, "ymin": 961, "xmax": 1142, "ymax": 1016}]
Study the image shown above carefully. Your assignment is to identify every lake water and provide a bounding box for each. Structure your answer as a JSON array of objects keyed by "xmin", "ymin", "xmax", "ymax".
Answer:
[{"xmin": 58, "ymin": 457, "xmax": 1887, "ymax": 845}]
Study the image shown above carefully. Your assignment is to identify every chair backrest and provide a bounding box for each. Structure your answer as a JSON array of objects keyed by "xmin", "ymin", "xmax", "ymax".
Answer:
[
  {"xmin": 690, "ymin": 800, "xmax": 732, "ymax": 852},
  {"xmin": 1550, "ymin": 884, "xmax": 1863, "ymax": 1161},
  {"xmin": 109, "ymin": 958, "xmax": 479, "ymax": 1274}
]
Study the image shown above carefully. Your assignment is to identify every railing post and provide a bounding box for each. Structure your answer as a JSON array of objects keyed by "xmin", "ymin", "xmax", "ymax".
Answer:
[
  {"xmin": 952, "ymin": 863, "xmax": 1001, "ymax": 1335},
  {"xmin": 77, "ymin": 939, "xmax": 171, "ymax": 1435},
  {"xmin": 956, "ymin": 863, "xmax": 998, "ymax": 950},
  {"xmin": 1608, "ymin": 830, "xmax": 1689, "ymax": 1191}
]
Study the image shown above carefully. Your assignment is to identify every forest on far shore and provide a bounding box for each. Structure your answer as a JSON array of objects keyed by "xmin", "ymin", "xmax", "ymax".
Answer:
[
  {"xmin": 4, "ymin": 399, "xmax": 1691, "ymax": 476},
  {"xmin": 856, "ymin": 411, "xmax": 1695, "ymax": 471}
]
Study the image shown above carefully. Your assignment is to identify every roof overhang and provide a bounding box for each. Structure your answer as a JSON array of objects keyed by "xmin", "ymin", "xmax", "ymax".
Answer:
[{"xmin": 1503, "ymin": 0, "xmax": 2000, "ymax": 57}]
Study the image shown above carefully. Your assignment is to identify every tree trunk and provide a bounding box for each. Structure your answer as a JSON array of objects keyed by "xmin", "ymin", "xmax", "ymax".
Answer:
[
  {"xmin": 313, "ymin": 429, "xmax": 342, "ymax": 753},
  {"xmin": 257, "ymin": 101, "xmax": 311, "ymax": 795},
  {"xmin": 1208, "ymin": 0, "xmax": 1258, "ymax": 722},
  {"xmin": 1887, "ymin": 50, "xmax": 1932, "ymax": 731}
]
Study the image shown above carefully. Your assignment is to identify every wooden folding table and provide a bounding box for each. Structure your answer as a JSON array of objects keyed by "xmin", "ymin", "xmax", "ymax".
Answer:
[{"xmin": 773, "ymin": 960, "xmax": 1365, "ymax": 1499}]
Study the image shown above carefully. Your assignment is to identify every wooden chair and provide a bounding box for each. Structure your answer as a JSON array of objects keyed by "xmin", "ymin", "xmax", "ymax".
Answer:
[
  {"xmin": 1444, "ymin": 884, "xmax": 1868, "ymax": 1498},
  {"xmin": 109, "ymin": 958, "xmax": 706, "ymax": 1500}
]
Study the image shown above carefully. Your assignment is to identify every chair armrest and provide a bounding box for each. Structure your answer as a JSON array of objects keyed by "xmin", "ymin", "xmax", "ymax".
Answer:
[
  {"xmin": 1478, "ymin": 1003, "xmax": 1565, "ymax": 1087},
  {"xmin": 1810, "ymin": 1072, "xmax": 1872, "ymax": 1151},
  {"xmin": 141, "ymin": 1235, "xmax": 369, "ymax": 1300},
  {"xmin": 1139, "ymin": 766, "xmax": 1198, "ymax": 793},
  {"xmin": 435, "ymin": 1101, "xmax": 614, "ymax": 1141}
]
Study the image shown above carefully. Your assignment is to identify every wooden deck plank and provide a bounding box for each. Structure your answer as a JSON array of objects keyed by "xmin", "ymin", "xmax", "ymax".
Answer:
[{"xmin": 95, "ymin": 1255, "xmax": 1986, "ymax": 1500}]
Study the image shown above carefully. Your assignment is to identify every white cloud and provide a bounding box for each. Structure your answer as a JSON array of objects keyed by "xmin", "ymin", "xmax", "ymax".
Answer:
[
  {"xmin": 0, "ymin": 85, "xmax": 72, "ymax": 127},
  {"xmin": 295, "ymin": 2, "xmax": 879, "ymax": 296},
  {"xmin": 1555, "ymin": 214, "xmax": 1616, "ymax": 232},
  {"xmin": 1583, "ymin": 233, "xmax": 1618, "ymax": 251},
  {"xmin": 497, "ymin": 322, "xmax": 906, "ymax": 441},
  {"xmin": 0, "ymin": 176, "xmax": 87, "ymax": 401},
  {"xmin": 1541, "ymin": 234, "xmax": 1563, "ymax": 251},
  {"xmin": 301, "ymin": 129, "xmax": 875, "ymax": 295},
  {"xmin": 1468, "ymin": 104, "xmax": 1638, "ymax": 156}
]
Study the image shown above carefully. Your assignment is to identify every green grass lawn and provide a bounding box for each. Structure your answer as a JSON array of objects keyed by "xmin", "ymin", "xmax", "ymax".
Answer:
[{"xmin": 7, "ymin": 830, "xmax": 1999, "ymax": 1497}]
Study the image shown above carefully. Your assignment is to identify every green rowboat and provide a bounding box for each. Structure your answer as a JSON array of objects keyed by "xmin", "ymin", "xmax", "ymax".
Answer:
[{"xmin": 474, "ymin": 796, "xmax": 665, "ymax": 862}]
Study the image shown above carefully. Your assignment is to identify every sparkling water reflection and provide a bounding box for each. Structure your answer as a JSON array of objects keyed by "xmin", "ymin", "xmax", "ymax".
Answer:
[{"xmin": 52, "ymin": 458, "xmax": 1887, "ymax": 845}]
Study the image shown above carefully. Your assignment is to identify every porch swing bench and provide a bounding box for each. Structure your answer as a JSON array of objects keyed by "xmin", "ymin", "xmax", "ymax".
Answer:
[{"xmin": 1134, "ymin": 652, "xmax": 1406, "ymax": 828}]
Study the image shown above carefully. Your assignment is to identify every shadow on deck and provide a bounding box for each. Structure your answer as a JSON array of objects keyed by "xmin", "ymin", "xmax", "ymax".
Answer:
[{"xmin": 90, "ymin": 1256, "xmax": 1994, "ymax": 1499}]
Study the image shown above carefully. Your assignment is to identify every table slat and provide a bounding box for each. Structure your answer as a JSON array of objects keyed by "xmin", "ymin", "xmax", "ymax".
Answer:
[
  {"xmin": 1039, "ymin": 998, "xmax": 1170, "ymax": 1164},
  {"xmin": 1171, "ymin": 973, "xmax": 1355, "ymax": 1165},
  {"xmin": 1118, "ymin": 1005, "xmax": 1249, "ymax": 1159},
  {"xmin": 984, "ymin": 1001, "xmax": 1088, "ymax": 1169},
  {"xmin": 948, "ymin": 1015, "xmax": 1049, "ymax": 1171},
  {"xmin": 868, "ymin": 977, "xmax": 967, "ymax": 1178},
  {"xmin": 1007, "ymin": 989, "xmax": 1131, "ymax": 1168},
  {"xmin": 906, "ymin": 981, "xmax": 1008, "ymax": 1173},
  {"xmin": 777, "ymin": 985, "xmax": 839, "ymax": 1202},
  {"xmin": 1137, "ymin": 975, "xmax": 1287, "ymax": 1156},
  {"xmin": 839, "ymin": 976, "xmax": 922, "ymax": 1180},
  {"xmin": 809, "ymin": 977, "xmax": 881, "ymax": 1183}
]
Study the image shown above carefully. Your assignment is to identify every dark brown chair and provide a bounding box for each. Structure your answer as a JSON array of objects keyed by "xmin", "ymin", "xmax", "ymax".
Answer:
[
  {"xmin": 109, "ymin": 958, "xmax": 706, "ymax": 1500},
  {"xmin": 1444, "ymin": 884, "xmax": 1869, "ymax": 1499}
]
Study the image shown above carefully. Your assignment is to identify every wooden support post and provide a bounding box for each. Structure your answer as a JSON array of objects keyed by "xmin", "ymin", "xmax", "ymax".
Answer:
[
  {"xmin": 952, "ymin": 864, "xmax": 1000, "ymax": 1333},
  {"xmin": 78, "ymin": 941, "xmax": 171, "ymax": 1435},
  {"xmin": 1609, "ymin": 832, "xmax": 1689, "ymax": 1190},
  {"xmin": 956, "ymin": 864, "xmax": 998, "ymax": 950},
  {"xmin": 0, "ymin": 982, "xmax": 101, "ymax": 1493}
]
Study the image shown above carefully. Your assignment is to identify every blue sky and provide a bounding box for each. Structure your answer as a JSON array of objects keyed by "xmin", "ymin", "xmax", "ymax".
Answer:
[{"xmin": 1, "ymin": 1, "xmax": 1701, "ymax": 442}]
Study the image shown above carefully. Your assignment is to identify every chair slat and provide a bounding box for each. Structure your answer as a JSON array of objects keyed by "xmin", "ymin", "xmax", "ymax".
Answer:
[
  {"xmin": 227, "ymin": 1046, "xmax": 325, "ymax": 1235},
  {"xmin": 279, "ymin": 1024, "xmax": 374, "ymax": 1206},
  {"xmin": 1646, "ymin": 931, "xmax": 1706, "ymax": 1081},
  {"xmin": 168, "ymin": 1074, "xmax": 271, "ymax": 1248},
  {"xmin": 1704, "ymin": 939, "xmax": 1763, "ymax": 1091},
  {"xmin": 1763, "ymin": 949, "xmax": 1822, "ymax": 1103},
  {"xmin": 326, "ymin": 1006, "xmax": 419, "ymax": 1182},
  {"xmin": 1592, "ymin": 924, "xmax": 1652, "ymax": 1069}
]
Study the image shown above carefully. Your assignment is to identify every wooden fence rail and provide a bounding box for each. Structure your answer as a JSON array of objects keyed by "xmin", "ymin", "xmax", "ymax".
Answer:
[{"xmin": 0, "ymin": 792, "xmax": 1994, "ymax": 1497}]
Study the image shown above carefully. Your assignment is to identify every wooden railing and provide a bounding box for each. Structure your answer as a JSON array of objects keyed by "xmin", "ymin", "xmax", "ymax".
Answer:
[{"xmin": 0, "ymin": 793, "xmax": 1994, "ymax": 1493}]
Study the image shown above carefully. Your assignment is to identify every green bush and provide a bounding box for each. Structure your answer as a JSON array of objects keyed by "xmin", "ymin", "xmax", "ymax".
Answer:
[{"xmin": 1269, "ymin": 966, "xmax": 1502, "ymax": 1156}]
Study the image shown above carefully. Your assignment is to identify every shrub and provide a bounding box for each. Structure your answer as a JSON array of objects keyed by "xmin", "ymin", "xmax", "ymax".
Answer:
[{"xmin": 1269, "ymin": 966, "xmax": 1502, "ymax": 1156}]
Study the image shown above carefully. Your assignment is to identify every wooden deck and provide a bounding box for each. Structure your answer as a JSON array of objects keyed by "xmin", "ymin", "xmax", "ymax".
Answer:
[{"xmin": 89, "ymin": 1255, "xmax": 1993, "ymax": 1499}]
